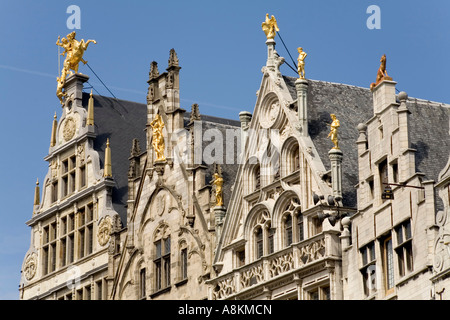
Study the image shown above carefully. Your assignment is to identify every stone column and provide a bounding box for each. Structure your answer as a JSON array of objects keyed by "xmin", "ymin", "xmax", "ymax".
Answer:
[
  {"xmin": 328, "ymin": 148, "xmax": 343, "ymax": 202},
  {"xmin": 266, "ymin": 39, "xmax": 276, "ymax": 69},
  {"xmin": 371, "ymin": 79, "xmax": 397, "ymax": 114},
  {"xmin": 239, "ymin": 111, "xmax": 252, "ymax": 155},
  {"xmin": 295, "ymin": 79, "xmax": 309, "ymax": 136}
]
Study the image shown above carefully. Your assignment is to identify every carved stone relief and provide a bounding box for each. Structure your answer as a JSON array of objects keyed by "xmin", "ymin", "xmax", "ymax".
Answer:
[
  {"xmin": 98, "ymin": 216, "xmax": 112, "ymax": 246},
  {"xmin": 23, "ymin": 253, "xmax": 37, "ymax": 281},
  {"xmin": 63, "ymin": 117, "xmax": 76, "ymax": 142}
]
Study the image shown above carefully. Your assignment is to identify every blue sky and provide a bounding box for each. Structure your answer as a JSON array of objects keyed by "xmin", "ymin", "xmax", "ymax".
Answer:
[{"xmin": 0, "ymin": 0, "xmax": 449, "ymax": 299}]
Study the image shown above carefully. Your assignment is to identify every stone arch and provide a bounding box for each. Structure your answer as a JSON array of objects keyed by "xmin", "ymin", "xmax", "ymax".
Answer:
[{"xmin": 280, "ymin": 136, "xmax": 300, "ymax": 178}]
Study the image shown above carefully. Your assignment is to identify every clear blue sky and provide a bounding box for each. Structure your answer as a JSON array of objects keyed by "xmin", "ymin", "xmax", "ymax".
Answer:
[{"xmin": 0, "ymin": 0, "xmax": 449, "ymax": 299}]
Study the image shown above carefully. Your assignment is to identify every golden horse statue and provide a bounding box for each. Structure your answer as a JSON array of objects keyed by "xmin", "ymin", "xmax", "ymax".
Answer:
[
  {"xmin": 57, "ymin": 31, "xmax": 97, "ymax": 75},
  {"xmin": 55, "ymin": 31, "xmax": 96, "ymax": 104}
]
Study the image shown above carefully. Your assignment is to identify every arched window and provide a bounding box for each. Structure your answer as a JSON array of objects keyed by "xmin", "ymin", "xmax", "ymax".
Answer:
[
  {"xmin": 281, "ymin": 138, "xmax": 300, "ymax": 177},
  {"xmin": 153, "ymin": 224, "xmax": 171, "ymax": 291},
  {"xmin": 254, "ymin": 164, "xmax": 261, "ymax": 191},
  {"xmin": 280, "ymin": 197, "xmax": 303, "ymax": 246}
]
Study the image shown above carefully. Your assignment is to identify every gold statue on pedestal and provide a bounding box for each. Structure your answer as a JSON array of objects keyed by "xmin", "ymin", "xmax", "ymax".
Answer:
[
  {"xmin": 213, "ymin": 173, "xmax": 224, "ymax": 207},
  {"xmin": 370, "ymin": 54, "xmax": 392, "ymax": 90},
  {"xmin": 262, "ymin": 13, "xmax": 279, "ymax": 40},
  {"xmin": 150, "ymin": 113, "xmax": 166, "ymax": 161},
  {"xmin": 56, "ymin": 31, "xmax": 96, "ymax": 104},
  {"xmin": 297, "ymin": 47, "xmax": 307, "ymax": 79},
  {"xmin": 327, "ymin": 114, "xmax": 340, "ymax": 149}
]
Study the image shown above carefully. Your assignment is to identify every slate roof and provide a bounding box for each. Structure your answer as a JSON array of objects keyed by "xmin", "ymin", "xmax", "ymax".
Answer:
[
  {"xmin": 283, "ymin": 76, "xmax": 450, "ymax": 209},
  {"xmin": 81, "ymin": 93, "xmax": 241, "ymax": 226}
]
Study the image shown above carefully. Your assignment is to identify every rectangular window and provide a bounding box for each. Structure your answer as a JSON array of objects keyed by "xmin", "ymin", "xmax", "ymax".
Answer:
[
  {"xmin": 395, "ymin": 220, "xmax": 413, "ymax": 277},
  {"xmin": 140, "ymin": 269, "xmax": 146, "ymax": 299},
  {"xmin": 285, "ymin": 215, "xmax": 293, "ymax": 247},
  {"xmin": 297, "ymin": 214, "xmax": 304, "ymax": 242},
  {"xmin": 42, "ymin": 247, "xmax": 49, "ymax": 275},
  {"xmin": 236, "ymin": 248, "xmax": 245, "ymax": 268},
  {"xmin": 181, "ymin": 248, "xmax": 188, "ymax": 280},
  {"xmin": 79, "ymin": 165, "xmax": 86, "ymax": 188},
  {"xmin": 256, "ymin": 228, "xmax": 263, "ymax": 259},
  {"xmin": 268, "ymin": 228, "xmax": 275, "ymax": 254},
  {"xmin": 383, "ymin": 236, "xmax": 395, "ymax": 294},
  {"xmin": 392, "ymin": 162, "xmax": 399, "ymax": 183},
  {"xmin": 60, "ymin": 238, "xmax": 67, "ymax": 267},
  {"xmin": 360, "ymin": 241, "xmax": 376, "ymax": 296},
  {"xmin": 379, "ymin": 159, "xmax": 389, "ymax": 200},
  {"xmin": 307, "ymin": 284, "xmax": 330, "ymax": 300},
  {"xmin": 154, "ymin": 237, "xmax": 171, "ymax": 291},
  {"xmin": 95, "ymin": 280, "xmax": 103, "ymax": 300},
  {"xmin": 52, "ymin": 181, "xmax": 58, "ymax": 203},
  {"xmin": 311, "ymin": 217, "xmax": 323, "ymax": 236}
]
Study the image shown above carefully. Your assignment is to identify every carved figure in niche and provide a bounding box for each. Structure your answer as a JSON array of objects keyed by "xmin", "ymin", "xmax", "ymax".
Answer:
[
  {"xmin": 213, "ymin": 173, "xmax": 224, "ymax": 207},
  {"xmin": 150, "ymin": 113, "xmax": 166, "ymax": 161}
]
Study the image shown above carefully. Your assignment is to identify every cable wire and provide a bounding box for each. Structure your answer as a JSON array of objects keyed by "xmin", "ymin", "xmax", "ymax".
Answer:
[{"xmin": 85, "ymin": 63, "xmax": 118, "ymax": 100}]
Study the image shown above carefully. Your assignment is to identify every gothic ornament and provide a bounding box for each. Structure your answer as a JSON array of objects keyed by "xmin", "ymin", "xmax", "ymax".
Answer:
[
  {"xmin": 63, "ymin": 117, "xmax": 76, "ymax": 142},
  {"xmin": 24, "ymin": 253, "xmax": 37, "ymax": 281},
  {"xmin": 97, "ymin": 216, "xmax": 112, "ymax": 246}
]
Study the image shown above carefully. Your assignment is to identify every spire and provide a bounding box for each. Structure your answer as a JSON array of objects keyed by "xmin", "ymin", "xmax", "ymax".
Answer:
[
  {"xmin": 50, "ymin": 112, "xmax": 57, "ymax": 147},
  {"xmin": 104, "ymin": 138, "xmax": 112, "ymax": 178},
  {"xmin": 189, "ymin": 103, "xmax": 201, "ymax": 123},
  {"xmin": 149, "ymin": 61, "xmax": 160, "ymax": 81},
  {"xmin": 168, "ymin": 48, "xmax": 179, "ymax": 68},
  {"xmin": 34, "ymin": 178, "xmax": 40, "ymax": 206},
  {"xmin": 87, "ymin": 90, "xmax": 94, "ymax": 126}
]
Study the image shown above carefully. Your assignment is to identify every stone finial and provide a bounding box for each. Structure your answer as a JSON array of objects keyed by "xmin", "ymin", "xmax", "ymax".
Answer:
[
  {"xmin": 34, "ymin": 178, "xmax": 40, "ymax": 206},
  {"xmin": 190, "ymin": 103, "xmax": 201, "ymax": 122},
  {"xmin": 398, "ymin": 91, "xmax": 409, "ymax": 110},
  {"xmin": 357, "ymin": 123, "xmax": 368, "ymax": 142},
  {"xmin": 168, "ymin": 48, "xmax": 179, "ymax": 68},
  {"xmin": 87, "ymin": 90, "xmax": 94, "ymax": 126},
  {"xmin": 130, "ymin": 138, "xmax": 141, "ymax": 157},
  {"xmin": 149, "ymin": 61, "xmax": 160, "ymax": 80},
  {"xmin": 50, "ymin": 112, "xmax": 58, "ymax": 147},
  {"xmin": 104, "ymin": 138, "xmax": 113, "ymax": 178}
]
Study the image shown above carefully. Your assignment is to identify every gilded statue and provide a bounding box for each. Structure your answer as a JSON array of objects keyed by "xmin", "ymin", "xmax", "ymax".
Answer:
[
  {"xmin": 56, "ymin": 31, "xmax": 96, "ymax": 104},
  {"xmin": 150, "ymin": 113, "xmax": 166, "ymax": 161},
  {"xmin": 262, "ymin": 13, "xmax": 279, "ymax": 40},
  {"xmin": 327, "ymin": 114, "xmax": 340, "ymax": 149},
  {"xmin": 57, "ymin": 31, "xmax": 97, "ymax": 75},
  {"xmin": 297, "ymin": 47, "xmax": 307, "ymax": 79},
  {"xmin": 370, "ymin": 54, "xmax": 392, "ymax": 90},
  {"xmin": 213, "ymin": 173, "xmax": 224, "ymax": 207}
]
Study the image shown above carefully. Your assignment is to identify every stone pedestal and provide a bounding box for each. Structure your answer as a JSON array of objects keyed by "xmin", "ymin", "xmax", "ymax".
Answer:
[
  {"xmin": 372, "ymin": 79, "xmax": 397, "ymax": 114},
  {"xmin": 328, "ymin": 148, "xmax": 343, "ymax": 202},
  {"xmin": 214, "ymin": 206, "xmax": 227, "ymax": 241},
  {"xmin": 154, "ymin": 160, "xmax": 167, "ymax": 176},
  {"xmin": 266, "ymin": 39, "xmax": 276, "ymax": 68},
  {"xmin": 295, "ymin": 78, "xmax": 309, "ymax": 136}
]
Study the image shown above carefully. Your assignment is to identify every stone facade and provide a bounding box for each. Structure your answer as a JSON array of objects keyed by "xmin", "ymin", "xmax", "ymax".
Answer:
[{"xmin": 20, "ymin": 36, "xmax": 450, "ymax": 301}]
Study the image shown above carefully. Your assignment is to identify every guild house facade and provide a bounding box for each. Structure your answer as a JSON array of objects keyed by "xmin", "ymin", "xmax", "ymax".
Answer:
[{"xmin": 20, "ymin": 15, "xmax": 450, "ymax": 300}]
